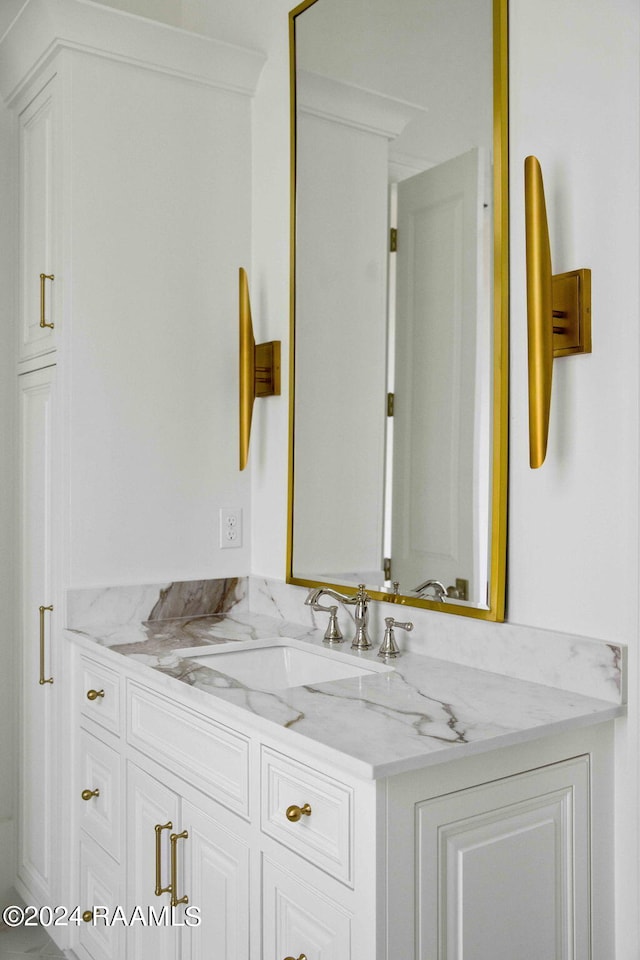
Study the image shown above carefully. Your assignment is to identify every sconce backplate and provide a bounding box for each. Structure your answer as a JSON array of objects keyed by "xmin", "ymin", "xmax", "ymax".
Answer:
[
  {"xmin": 255, "ymin": 340, "xmax": 281, "ymax": 398},
  {"xmin": 552, "ymin": 268, "xmax": 592, "ymax": 357}
]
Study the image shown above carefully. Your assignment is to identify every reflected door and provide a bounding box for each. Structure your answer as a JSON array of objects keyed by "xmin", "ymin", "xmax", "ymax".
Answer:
[{"xmin": 390, "ymin": 149, "xmax": 490, "ymax": 600}]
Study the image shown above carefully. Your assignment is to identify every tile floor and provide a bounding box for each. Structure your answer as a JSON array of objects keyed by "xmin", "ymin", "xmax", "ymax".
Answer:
[{"xmin": 0, "ymin": 923, "xmax": 66, "ymax": 958}]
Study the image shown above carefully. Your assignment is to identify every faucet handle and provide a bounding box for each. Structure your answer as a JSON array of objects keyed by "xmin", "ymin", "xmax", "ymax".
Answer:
[
  {"xmin": 305, "ymin": 590, "xmax": 344, "ymax": 643},
  {"xmin": 378, "ymin": 617, "xmax": 413, "ymax": 660}
]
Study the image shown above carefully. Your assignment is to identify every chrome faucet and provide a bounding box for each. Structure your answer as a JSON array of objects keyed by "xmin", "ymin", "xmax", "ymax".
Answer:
[
  {"xmin": 305, "ymin": 583, "xmax": 373, "ymax": 650},
  {"xmin": 413, "ymin": 578, "xmax": 447, "ymax": 602}
]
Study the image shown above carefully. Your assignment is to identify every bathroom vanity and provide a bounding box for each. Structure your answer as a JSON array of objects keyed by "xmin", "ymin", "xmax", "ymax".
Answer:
[{"xmin": 66, "ymin": 606, "xmax": 620, "ymax": 960}]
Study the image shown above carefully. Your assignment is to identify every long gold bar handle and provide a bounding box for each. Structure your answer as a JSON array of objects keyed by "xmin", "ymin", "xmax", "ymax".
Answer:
[
  {"xmin": 170, "ymin": 830, "xmax": 189, "ymax": 907},
  {"xmin": 39, "ymin": 274, "xmax": 55, "ymax": 329},
  {"xmin": 154, "ymin": 821, "xmax": 173, "ymax": 896},
  {"xmin": 39, "ymin": 605, "xmax": 54, "ymax": 685}
]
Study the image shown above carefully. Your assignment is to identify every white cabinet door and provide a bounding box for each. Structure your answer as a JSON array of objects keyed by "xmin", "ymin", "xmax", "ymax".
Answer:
[
  {"xmin": 17, "ymin": 363, "xmax": 58, "ymax": 905},
  {"xmin": 127, "ymin": 763, "xmax": 251, "ymax": 960},
  {"xmin": 18, "ymin": 74, "xmax": 60, "ymax": 360},
  {"xmin": 127, "ymin": 762, "xmax": 180, "ymax": 960},
  {"xmin": 181, "ymin": 798, "xmax": 250, "ymax": 960},
  {"xmin": 262, "ymin": 857, "xmax": 351, "ymax": 960},
  {"xmin": 414, "ymin": 757, "xmax": 590, "ymax": 960}
]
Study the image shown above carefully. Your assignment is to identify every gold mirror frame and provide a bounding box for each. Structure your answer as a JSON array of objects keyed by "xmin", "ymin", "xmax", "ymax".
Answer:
[{"xmin": 286, "ymin": 0, "xmax": 509, "ymax": 622}]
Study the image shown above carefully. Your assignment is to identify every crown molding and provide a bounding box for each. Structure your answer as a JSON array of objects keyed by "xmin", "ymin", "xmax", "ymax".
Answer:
[
  {"xmin": 0, "ymin": 0, "xmax": 266, "ymax": 104},
  {"xmin": 297, "ymin": 69, "xmax": 426, "ymax": 141}
]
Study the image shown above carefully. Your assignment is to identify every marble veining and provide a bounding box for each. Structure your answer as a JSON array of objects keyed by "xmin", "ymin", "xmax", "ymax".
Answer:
[
  {"xmin": 67, "ymin": 578, "xmax": 247, "ymax": 628},
  {"xmin": 68, "ymin": 604, "xmax": 623, "ymax": 779},
  {"xmin": 248, "ymin": 577, "xmax": 625, "ymax": 705}
]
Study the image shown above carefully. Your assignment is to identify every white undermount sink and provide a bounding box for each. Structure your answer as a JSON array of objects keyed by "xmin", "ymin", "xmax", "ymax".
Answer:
[{"xmin": 179, "ymin": 637, "xmax": 393, "ymax": 692}]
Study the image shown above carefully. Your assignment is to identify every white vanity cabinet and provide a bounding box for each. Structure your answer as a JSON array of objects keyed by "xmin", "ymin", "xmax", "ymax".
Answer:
[
  {"xmin": 74, "ymin": 654, "xmax": 254, "ymax": 960},
  {"xmin": 68, "ymin": 641, "xmax": 615, "ymax": 960},
  {"xmin": 75, "ymin": 656, "xmax": 125, "ymax": 960}
]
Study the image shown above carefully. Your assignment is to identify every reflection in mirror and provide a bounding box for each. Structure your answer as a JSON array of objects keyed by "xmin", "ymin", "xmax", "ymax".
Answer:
[{"xmin": 288, "ymin": 0, "xmax": 508, "ymax": 620}]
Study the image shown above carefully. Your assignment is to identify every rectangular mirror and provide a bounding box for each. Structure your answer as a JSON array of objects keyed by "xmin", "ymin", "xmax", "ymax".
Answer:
[{"xmin": 287, "ymin": 0, "xmax": 508, "ymax": 620}]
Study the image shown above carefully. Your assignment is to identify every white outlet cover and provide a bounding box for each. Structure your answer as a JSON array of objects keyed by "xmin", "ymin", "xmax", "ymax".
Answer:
[{"xmin": 219, "ymin": 508, "xmax": 242, "ymax": 549}]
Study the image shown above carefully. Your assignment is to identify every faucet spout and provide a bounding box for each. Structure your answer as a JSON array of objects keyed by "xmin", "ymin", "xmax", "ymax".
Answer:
[
  {"xmin": 305, "ymin": 586, "xmax": 357, "ymax": 606},
  {"xmin": 413, "ymin": 578, "xmax": 447, "ymax": 602}
]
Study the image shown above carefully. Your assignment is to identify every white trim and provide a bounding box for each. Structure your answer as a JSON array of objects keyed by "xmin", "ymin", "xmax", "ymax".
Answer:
[{"xmin": 0, "ymin": 0, "xmax": 266, "ymax": 105}]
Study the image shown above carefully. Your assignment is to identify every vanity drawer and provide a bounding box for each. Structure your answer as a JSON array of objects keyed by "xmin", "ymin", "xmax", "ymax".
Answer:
[
  {"xmin": 261, "ymin": 747, "xmax": 353, "ymax": 885},
  {"xmin": 78, "ymin": 730, "xmax": 122, "ymax": 860},
  {"xmin": 79, "ymin": 656, "xmax": 122, "ymax": 737},
  {"xmin": 78, "ymin": 837, "xmax": 124, "ymax": 960},
  {"xmin": 127, "ymin": 681, "xmax": 250, "ymax": 818}
]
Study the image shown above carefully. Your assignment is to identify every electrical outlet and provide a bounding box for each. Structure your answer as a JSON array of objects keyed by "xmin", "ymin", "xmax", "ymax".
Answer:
[{"xmin": 219, "ymin": 508, "xmax": 242, "ymax": 549}]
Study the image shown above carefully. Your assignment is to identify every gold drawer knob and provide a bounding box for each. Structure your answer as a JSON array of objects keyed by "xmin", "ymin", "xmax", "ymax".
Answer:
[
  {"xmin": 86, "ymin": 689, "xmax": 104, "ymax": 701},
  {"xmin": 81, "ymin": 788, "xmax": 100, "ymax": 801},
  {"xmin": 283, "ymin": 955, "xmax": 307, "ymax": 960},
  {"xmin": 82, "ymin": 910, "xmax": 93, "ymax": 923},
  {"xmin": 285, "ymin": 803, "xmax": 312, "ymax": 823}
]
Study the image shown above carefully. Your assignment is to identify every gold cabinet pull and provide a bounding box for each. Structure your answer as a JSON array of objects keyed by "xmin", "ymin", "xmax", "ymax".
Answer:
[
  {"xmin": 81, "ymin": 788, "xmax": 100, "ymax": 801},
  {"xmin": 283, "ymin": 955, "xmax": 307, "ymax": 960},
  {"xmin": 39, "ymin": 273, "xmax": 55, "ymax": 329},
  {"xmin": 86, "ymin": 689, "xmax": 104, "ymax": 701},
  {"xmin": 38, "ymin": 605, "xmax": 54, "ymax": 685},
  {"xmin": 285, "ymin": 803, "xmax": 312, "ymax": 823},
  {"xmin": 170, "ymin": 830, "xmax": 189, "ymax": 907},
  {"xmin": 154, "ymin": 821, "xmax": 173, "ymax": 896},
  {"xmin": 82, "ymin": 910, "xmax": 93, "ymax": 923}
]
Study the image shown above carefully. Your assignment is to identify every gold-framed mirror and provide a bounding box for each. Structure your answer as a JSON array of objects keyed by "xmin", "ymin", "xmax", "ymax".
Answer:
[{"xmin": 287, "ymin": 0, "xmax": 508, "ymax": 621}]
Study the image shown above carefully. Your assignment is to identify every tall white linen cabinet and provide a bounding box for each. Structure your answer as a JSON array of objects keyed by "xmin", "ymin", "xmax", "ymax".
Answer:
[{"xmin": 0, "ymin": 1, "xmax": 264, "ymax": 951}]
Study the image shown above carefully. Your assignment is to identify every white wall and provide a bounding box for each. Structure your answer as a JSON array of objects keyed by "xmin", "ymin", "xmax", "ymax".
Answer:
[
  {"xmin": 506, "ymin": 7, "xmax": 640, "ymax": 951},
  {"xmin": 249, "ymin": 0, "xmax": 640, "ymax": 955},
  {"xmin": 508, "ymin": 0, "xmax": 639, "ymax": 643},
  {"xmin": 0, "ymin": 96, "xmax": 17, "ymax": 905}
]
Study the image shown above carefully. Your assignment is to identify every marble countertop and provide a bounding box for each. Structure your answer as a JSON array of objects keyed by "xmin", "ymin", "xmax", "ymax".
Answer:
[{"xmin": 67, "ymin": 610, "xmax": 624, "ymax": 779}]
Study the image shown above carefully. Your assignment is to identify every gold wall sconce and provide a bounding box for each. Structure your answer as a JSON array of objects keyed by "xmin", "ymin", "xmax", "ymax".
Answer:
[
  {"xmin": 239, "ymin": 267, "xmax": 281, "ymax": 470},
  {"xmin": 524, "ymin": 156, "xmax": 592, "ymax": 468}
]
